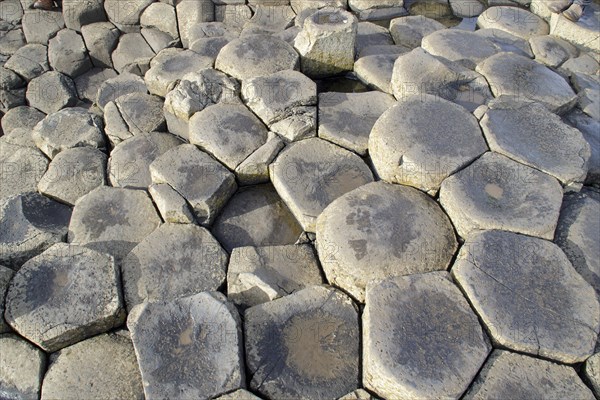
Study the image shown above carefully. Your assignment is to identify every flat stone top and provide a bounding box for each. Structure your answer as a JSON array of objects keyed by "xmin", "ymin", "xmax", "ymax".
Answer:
[
  {"xmin": 477, "ymin": 6, "xmax": 549, "ymax": 39},
  {"xmin": 421, "ymin": 29, "xmax": 499, "ymax": 69}
]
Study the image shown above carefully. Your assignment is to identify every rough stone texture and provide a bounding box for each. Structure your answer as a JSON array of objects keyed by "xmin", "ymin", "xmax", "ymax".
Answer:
[
  {"xmin": 363, "ymin": 272, "xmax": 490, "ymax": 400},
  {"xmin": 48, "ymin": 29, "xmax": 92, "ymax": 78},
  {"xmin": 440, "ymin": 151, "xmax": 563, "ymax": 239},
  {"xmin": 560, "ymin": 53, "xmax": 599, "ymax": 77},
  {"xmin": 291, "ymin": 0, "xmax": 347, "ymax": 14},
  {"xmin": 480, "ymin": 101, "xmax": 590, "ymax": 188},
  {"xmin": 0, "ymin": 334, "xmax": 46, "ymax": 400},
  {"xmin": 189, "ymin": 103, "xmax": 269, "ymax": 170},
  {"xmin": 0, "ymin": 192, "xmax": 71, "ymax": 269},
  {"xmin": 270, "ymin": 137, "xmax": 373, "ymax": 232},
  {"xmin": 474, "ymin": 28, "xmax": 534, "ymax": 58},
  {"xmin": 111, "ymin": 33, "xmax": 155, "ymax": 75},
  {"xmin": 108, "ymin": 131, "xmax": 181, "ymax": 189},
  {"xmin": 215, "ymin": 34, "xmax": 300, "ymax": 80},
  {"xmin": 81, "ymin": 22, "xmax": 120, "ymax": 69},
  {"xmin": 370, "ymin": 94, "xmax": 487, "ymax": 193},
  {"xmin": 0, "ymin": 266, "xmax": 14, "ymax": 333},
  {"xmin": 163, "ymin": 69, "xmax": 241, "ymax": 140},
  {"xmin": 22, "ymin": 10, "xmax": 64, "ymax": 45},
  {"xmin": 0, "ymin": 29, "xmax": 25, "ymax": 57},
  {"xmin": 584, "ymin": 352, "xmax": 600, "ymax": 398},
  {"xmin": 104, "ymin": 0, "xmax": 153, "ymax": 32},
  {"xmin": 316, "ymin": 181, "xmax": 457, "ymax": 302},
  {"xmin": 148, "ymin": 183, "xmax": 195, "ymax": 224},
  {"xmin": 212, "ymin": 184, "xmax": 303, "ymax": 252},
  {"xmin": 422, "ymin": 29, "xmax": 499, "ymax": 69},
  {"xmin": 389, "ymin": 15, "xmax": 445, "ymax": 48},
  {"xmin": 338, "ymin": 389, "xmax": 378, "ymax": 400},
  {"xmin": 355, "ymin": 21, "xmax": 394, "ymax": 57},
  {"xmin": 61, "ymin": 0, "xmax": 106, "ymax": 32},
  {"xmin": 354, "ymin": 53, "xmax": 399, "ymax": 93},
  {"xmin": 549, "ymin": 3, "xmax": 600, "ymax": 58},
  {"xmin": 555, "ymin": 190, "xmax": 600, "ymax": 298},
  {"xmin": 453, "ymin": 230, "xmax": 600, "ymax": 363},
  {"xmin": 235, "ymin": 135, "xmax": 286, "ymax": 185},
  {"xmin": 294, "ymin": 8, "xmax": 358, "ymax": 78},
  {"xmin": 128, "ymin": 292, "xmax": 244, "ymax": 399},
  {"xmin": 68, "ymin": 186, "xmax": 161, "ymax": 262},
  {"xmin": 0, "ymin": 0, "xmax": 23, "ymax": 25},
  {"xmin": 96, "ymin": 73, "xmax": 147, "ymax": 110},
  {"xmin": 40, "ymin": 332, "xmax": 144, "ymax": 400},
  {"xmin": 141, "ymin": 2, "xmax": 178, "ymax": 39},
  {"xmin": 565, "ymin": 110, "xmax": 600, "ymax": 185},
  {"xmin": 529, "ymin": 35, "xmax": 578, "ymax": 68},
  {"xmin": 74, "ymin": 68, "xmax": 118, "ymax": 103},
  {"xmin": 357, "ymin": 43, "xmax": 409, "ymax": 58},
  {"xmin": 228, "ymin": 244, "xmax": 323, "ymax": 308},
  {"xmin": 26, "ymin": 71, "xmax": 77, "ymax": 115},
  {"xmin": 245, "ymin": 285, "xmax": 360, "ymax": 399},
  {"xmin": 216, "ymin": 4, "xmax": 253, "ymax": 30},
  {"xmin": 177, "ymin": 0, "xmax": 215, "ymax": 48},
  {"xmin": 38, "ymin": 147, "xmax": 107, "ymax": 206},
  {"xmin": 215, "ymin": 389, "xmax": 262, "ymax": 400},
  {"xmin": 0, "ymin": 142, "xmax": 48, "ymax": 200},
  {"xmin": 5, "ymin": 243, "xmax": 125, "ymax": 352},
  {"xmin": 149, "ymin": 144, "xmax": 237, "ymax": 226},
  {"xmin": 242, "ymin": 5, "xmax": 296, "ymax": 34},
  {"xmin": 103, "ymin": 93, "xmax": 165, "ymax": 145},
  {"xmin": 464, "ymin": 350, "xmax": 595, "ymax": 400},
  {"xmin": 477, "ymin": 6, "xmax": 549, "ymax": 39},
  {"xmin": 449, "ymin": 0, "xmax": 485, "ymax": 17},
  {"xmin": 121, "ymin": 223, "xmax": 228, "ymax": 311},
  {"xmin": 32, "ymin": 107, "xmax": 105, "ymax": 159},
  {"xmin": 3, "ymin": 43, "xmax": 49, "ymax": 82}
]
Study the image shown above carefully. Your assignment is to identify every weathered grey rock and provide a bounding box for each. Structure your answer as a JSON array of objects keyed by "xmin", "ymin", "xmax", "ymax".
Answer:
[
  {"xmin": 216, "ymin": 5, "xmax": 253, "ymax": 30},
  {"xmin": 26, "ymin": 71, "xmax": 77, "ymax": 115},
  {"xmin": 68, "ymin": 187, "xmax": 161, "ymax": 261},
  {"xmin": 128, "ymin": 292, "xmax": 244, "ymax": 399},
  {"xmin": 145, "ymin": 49, "xmax": 213, "ymax": 97},
  {"xmin": 73, "ymin": 67, "xmax": 118, "ymax": 103},
  {"xmin": 3, "ymin": 43, "xmax": 49, "ymax": 81},
  {"xmin": 0, "ymin": 142, "xmax": 48, "ymax": 200},
  {"xmin": 215, "ymin": 389, "xmax": 262, "ymax": 400},
  {"xmin": 141, "ymin": 27, "xmax": 179, "ymax": 54},
  {"xmin": 236, "ymin": 134, "xmax": 285, "ymax": 185},
  {"xmin": 245, "ymin": 285, "xmax": 360, "ymax": 399},
  {"xmin": 529, "ymin": 34, "xmax": 578, "ymax": 68},
  {"xmin": 242, "ymin": 5, "xmax": 295, "ymax": 34},
  {"xmin": 474, "ymin": 28, "xmax": 534, "ymax": 58},
  {"xmin": 0, "ymin": 127, "xmax": 35, "ymax": 148},
  {"xmin": 0, "ymin": 0, "xmax": 23, "ymax": 24},
  {"xmin": 40, "ymin": 332, "xmax": 144, "ymax": 400},
  {"xmin": 389, "ymin": 15, "xmax": 445, "ymax": 48},
  {"xmin": 464, "ymin": 350, "xmax": 595, "ymax": 400},
  {"xmin": 141, "ymin": 2, "xmax": 178, "ymax": 38},
  {"xmin": 353, "ymin": 53, "xmax": 398, "ymax": 93},
  {"xmin": 560, "ymin": 53, "xmax": 600, "ymax": 77},
  {"xmin": 0, "ymin": 266, "xmax": 14, "ymax": 333},
  {"xmin": 1, "ymin": 106, "xmax": 43, "ymax": 136},
  {"xmin": 0, "ymin": 192, "xmax": 70, "ymax": 269},
  {"xmin": 579, "ymin": 86, "xmax": 600, "ymax": 121},
  {"xmin": 81, "ymin": 22, "xmax": 120, "ymax": 69},
  {"xmin": 190, "ymin": 36, "xmax": 233, "ymax": 58},
  {"xmin": 477, "ymin": 6, "xmax": 549, "ymax": 39},
  {"xmin": 370, "ymin": 94, "xmax": 487, "ymax": 193},
  {"xmin": 422, "ymin": 29, "xmax": 498, "ymax": 69},
  {"xmin": 22, "ymin": 10, "xmax": 64, "ymax": 45},
  {"xmin": 163, "ymin": 69, "xmax": 240, "ymax": 140},
  {"xmin": 122, "ymin": 223, "xmax": 227, "ymax": 310},
  {"xmin": 338, "ymin": 389, "xmax": 378, "ymax": 400},
  {"xmin": 481, "ymin": 101, "xmax": 590, "ymax": 188},
  {"xmin": 348, "ymin": 0, "xmax": 402, "ymax": 12},
  {"xmin": 96, "ymin": 72, "xmax": 147, "ymax": 110},
  {"xmin": 449, "ymin": 0, "xmax": 485, "ymax": 17},
  {"xmin": 111, "ymin": 33, "xmax": 155, "ymax": 75},
  {"xmin": 0, "ymin": 334, "xmax": 46, "ymax": 400},
  {"xmin": 32, "ymin": 107, "xmax": 105, "ymax": 159},
  {"xmin": 189, "ymin": 103, "xmax": 269, "ymax": 170},
  {"xmin": 177, "ymin": 0, "xmax": 215, "ymax": 48},
  {"xmin": 364, "ymin": 272, "xmax": 491, "ymax": 399},
  {"xmin": 0, "ymin": 29, "xmax": 26, "ymax": 57},
  {"xmin": 228, "ymin": 244, "xmax": 322, "ymax": 308},
  {"xmin": 103, "ymin": 93, "xmax": 165, "ymax": 145},
  {"xmin": 212, "ymin": 184, "xmax": 302, "ymax": 252},
  {"xmin": 108, "ymin": 131, "xmax": 181, "ymax": 189},
  {"xmin": 61, "ymin": 0, "xmax": 106, "ymax": 32},
  {"xmin": 270, "ymin": 138, "xmax": 373, "ymax": 232},
  {"xmin": 357, "ymin": 43, "xmax": 410, "ymax": 58},
  {"xmin": 150, "ymin": 144, "xmax": 237, "ymax": 225},
  {"xmin": 549, "ymin": 3, "xmax": 600, "ymax": 58},
  {"xmin": 440, "ymin": 152, "xmax": 563, "ymax": 239},
  {"xmin": 5, "ymin": 243, "xmax": 125, "ymax": 352},
  {"xmin": 0, "ymin": 67, "xmax": 24, "ymax": 93},
  {"xmin": 584, "ymin": 352, "xmax": 600, "ymax": 397},
  {"xmin": 293, "ymin": 8, "xmax": 357, "ymax": 78},
  {"xmin": 216, "ymin": 34, "xmax": 300, "ymax": 80},
  {"xmin": 148, "ymin": 183, "xmax": 195, "ymax": 224},
  {"xmin": 291, "ymin": 0, "xmax": 347, "ymax": 14},
  {"xmin": 316, "ymin": 182, "xmax": 457, "ymax": 302},
  {"xmin": 354, "ymin": 21, "xmax": 394, "ymax": 57},
  {"xmin": 453, "ymin": 230, "xmax": 599, "ymax": 363},
  {"xmin": 0, "ymin": 87, "xmax": 25, "ymax": 113},
  {"xmin": 565, "ymin": 110, "xmax": 600, "ymax": 185},
  {"xmin": 188, "ymin": 21, "xmax": 238, "ymax": 44},
  {"xmin": 476, "ymin": 52, "xmax": 577, "ymax": 114},
  {"xmin": 48, "ymin": 29, "xmax": 92, "ymax": 78},
  {"xmin": 104, "ymin": 0, "xmax": 153, "ymax": 32},
  {"xmin": 318, "ymin": 91, "xmax": 394, "ymax": 155}
]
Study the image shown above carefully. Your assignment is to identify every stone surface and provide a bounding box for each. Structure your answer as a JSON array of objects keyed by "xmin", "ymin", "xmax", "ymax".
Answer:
[
  {"xmin": 0, "ymin": 192, "xmax": 71, "ymax": 269},
  {"xmin": 96, "ymin": 73, "xmax": 147, "ymax": 110},
  {"xmin": 370, "ymin": 94, "xmax": 487, "ymax": 193},
  {"xmin": 242, "ymin": 5, "xmax": 296, "ymax": 34},
  {"xmin": 235, "ymin": 135, "xmax": 286, "ymax": 185},
  {"xmin": 22, "ymin": 10, "xmax": 64, "ymax": 45},
  {"xmin": 5, "ymin": 243, "xmax": 125, "ymax": 352},
  {"xmin": 103, "ymin": 93, "xmax": 165, "ymax": 145},
  {"xmin": 0, "ymin": 142, "xmax": 48, "ymax": 199},
  {"xmin": 40, "ymin": 332, "xmax": 144, "ymax": 400},
  {"xmin": 0, "ymin": 334, "xmax": 46, "ymax": 400},
  {"xmin": 228, "ymin": 244, "xmax": 323, "ymax": 308},
  {"xmin": 26, "ymin": 71, "xmax": 77, "ymax": 115},
  {"xmin": 212, "ymin": 184, "xmax": 303, "ymax": 252},
  {"xmin": 0, "ymin": 29, "xmax": 25, "ymax": 57},
  {"xmin": 363, "ymin": 272, "xmax": 490, "ymax": 399},
  {"xmin": 422, "ymin": 29, "xmax": 499, "ymax": 69},
  {"xmin": 111, "ymin": 33, "xmax": 155, "ymax": 75},
  {"xmin": 0, "ymin": 266, "xmax": 14, "ymax": 333},
  {"xmin": 108, "ymin": 131, "xmax": 181, "ymax": 189},
  {"xmin": 150, "ymin": 144, "xmax": 237, "ymax": 226},
  {"xmin": 189, "ymin": 103, "xmax": 269, "ymax": 170},
  {"xmin": 215, "ymin": 34, "xmax": 300, "ymax": 80},
  {"xmin": 584, "ymin": 352, "xmax": 600, "ymax": 397},
  {"xmin": 73, "ymin": 68, "xmax": 118, "ymax": 103},
  {"xmin": 62, "ymin": 0, "xmax": 106, "ymax": 32},
  {"xmin": 450, "ymin": 0, "xmax": 485, "ymax": 17},
  {"xmin": 389, "ymin": 15, "xmax": 445, "ymax": 48},
  {"xmin": 141, "ymin": 26, "xmax": 178, "ymax": 54},
  {"xmin": 464, "ymin": 350, "xmax": 595, "ymax": 400},
  {"xmin": 215, "ymin": 389, "xmax": 262, "ymax": 400},
  {"xmin": 294, "ymin": 8, "xmax": 358, "ymax": 78},
  {"xmin": 128, "ymin": 292, "xmax": 244, "ymax": 399},
  {"xmin": 270, "ymin": 137, "xmax": 373, "ymax": 232},
  {"xmin": 474, "ymin": 28, "xmax": 534, "ymax": 58},
  {"xmin": 480, "ymin": 100, "xmax": 590, "ymax": 188},
  {"xmin": 453, "ymin": 230, "xmax": 599, "ymax": 363},
  {"xmin": 48, "ymin": 29, "xmax": 92, "ymax": 78},
  {"xmin": 68, "ymin": 186, "xmax": 161, "ymax": 261},
  {"xmin": 177, "ymin": 0, "xmax": 215, "ymax": 48},
  {"xmin": 121, "ymin": 223, "xmax": 228, "ymax": 310},
  {"xmin": 316, "ymin": 181, "xmax": 457, "ymax": 302},
  {"xmin": 320, "ymin": 91, "xmax": 396, "ymax": 155},
  {"xmin": 245, "ymin": 285, "xmax": 360, "ymax": 399},
  {"xmin": 549, "ymin": 4, "xmax": 600, "ymax": 58},
  {"xmin": 3, "ymin": 43, "xmax": 49, "ymax": 81},
  {"xmin": 141, "ymin": 2, "xmax": 178, "ymax": 39},
  {"xmin": 38, "ymin": 147, "xmax": 107, "ymax": 206},
  {"xmin": 354, "ymin": 53, "xmax": 399, "ymax": 93},
  {"xmin": 81, "ymin": 22, "xmax": 120, "ymax": 69},
  {"xmin": 32, "ymin": 107, "xmax": 105, "ymax": 159},
  {"xmin": 355, "ymin": 21, "xmax": 394, "ymax": 57},
  {"xmin": 529, "ymin": 35, "xmax": 578, "ymax": 68},
  {"xmin": 104, "ymin": 0, "xmax": 153, "ymax": 32},
  {"xmin": 477, "ymin": 6, "xmax": 549, "ymax": 39},
  {"xmin": 148, "ymin": 183, "xmax": 195, "ymax": 224},
  {"xmin": 0, "ymin": 0, "xmax": 23, "ymax": 25},
  {"xmin": 565, "ymin": 110, "xmax": 600, "ymax": 185},
  {"xmin": 440, "ymin": 152, "xmax": 563, "ymax": 239}
]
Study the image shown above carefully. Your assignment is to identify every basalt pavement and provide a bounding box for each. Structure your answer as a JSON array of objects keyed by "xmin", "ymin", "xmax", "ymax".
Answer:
[{"xmin": 0, "ymin": 0, "xmax": 599, "ymax": 399}]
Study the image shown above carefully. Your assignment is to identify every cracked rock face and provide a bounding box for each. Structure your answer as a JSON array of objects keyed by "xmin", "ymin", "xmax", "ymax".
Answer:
[{"xmin": 0, "ymin": 334, "xmax": 46, "ymax": 400}]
